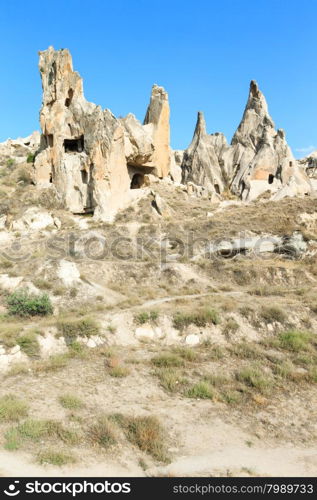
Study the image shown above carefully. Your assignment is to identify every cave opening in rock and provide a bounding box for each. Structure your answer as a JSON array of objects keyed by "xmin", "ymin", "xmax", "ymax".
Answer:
[
  {"xmin": 268, "ymin": 174, "xmax": 274, "ymax": 184},
  {"xmin": 130, "ymin": 173, "xmax": 145, "ymax": 189},
  {"xmin": 214, "ymin": 183, "xmax": 220, "ymax": 194},
  {"xmin": 81, "ymin": 169, "xmax": 88, "ymax": 184},
  {"xmin": 65, "ymin": 88, "xmax": 74, "ymax": 107},
  {"xmin": 64, "ymin": 135, "xmax": 84, "ymax": 153}
]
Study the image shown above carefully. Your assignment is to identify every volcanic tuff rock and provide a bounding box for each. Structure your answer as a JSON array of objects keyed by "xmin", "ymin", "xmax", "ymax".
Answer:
[
  {"xmin": 180, "ymin": 80, "xmax": 311, "ymax": 201},
  {"xmin": 181, "ymin": 112, "xmax": 227, "ymax": 194},
  {"xmin": 31, "ymin": 47, "xmax": 312, "ymax": 216},
  {"xmin": 229, "ymin": 80, "xmax": 311, "ymax": 199},
  {"xmin": 33, "ymin": 47, "xmax": 171, "ymax": 221},
  {"xmin": 299, "ymin": 151, "xmax": 317, "ymax": 190}
]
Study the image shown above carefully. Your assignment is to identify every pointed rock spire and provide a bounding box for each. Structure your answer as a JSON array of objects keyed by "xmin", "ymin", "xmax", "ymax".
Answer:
[
  {"xmin": 230, "ymin": 80, "xmax": 311, "ymax": 200},
  {"xmin": 143, "ymin": 84, "xmax": 171, "ymax": 177},
  {"xmin": 193, "ymin": 111, "xmax": 207, "ymax": 139},
  {"xmin": 181, "ymin": 112, "xmax": 225, "ymax": 193},
  {"xmin": 231, "ymin": 80, "xmax": 274, "ymax": 149}
]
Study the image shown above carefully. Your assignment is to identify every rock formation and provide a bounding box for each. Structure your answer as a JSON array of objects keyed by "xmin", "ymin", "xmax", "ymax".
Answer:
[
  {"xmin": 32, "ymin": 48, "xmax": 312, "ymax": 212},
  {"xmin": 229, "ymin": 80, "xmax": 311, "ymax": 200},
  {"xmin": 181, "ymin": 111, "xmax": 226, "ymax": 195},
  {"xmin": 299, "ymin": 150, "xmax": 317, "ymax": 190},
  {"xmin": 34, "ymin": 47, "xmax": 171, "ymax": 221},
  {"xmin": 180, "ymin": 80, "xmax": 312, "ymax": 201}
]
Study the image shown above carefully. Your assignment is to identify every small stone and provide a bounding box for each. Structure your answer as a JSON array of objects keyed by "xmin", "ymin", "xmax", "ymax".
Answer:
[{"xmin": 185, "ymin": 334, "xmax": 200, "ymax": 346}]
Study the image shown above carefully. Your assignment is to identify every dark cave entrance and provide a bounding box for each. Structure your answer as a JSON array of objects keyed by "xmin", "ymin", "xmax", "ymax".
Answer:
[
  {"xmin": 65, "ymin": 88, "xmax": 74, "ymax": 107},
  {"xmin": 268, "ymin": 174, "xmax": 274, "ymax": 184},
  {"xmin": 130, "ymin": 173, "xmax": 145, "ymax": 189},
  {"xmin": 64, "ymin": 135, "xmax": 84, "ymax": 153}
]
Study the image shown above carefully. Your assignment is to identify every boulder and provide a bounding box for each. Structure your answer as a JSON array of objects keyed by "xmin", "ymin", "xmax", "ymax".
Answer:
[{"xmin": 11, "ymin": 207, "xmax": 56, "ymax": 232}]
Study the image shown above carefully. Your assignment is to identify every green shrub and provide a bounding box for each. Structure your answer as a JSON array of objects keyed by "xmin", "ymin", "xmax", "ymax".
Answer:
[
  {"xmin": 59, "ymin": 394, "xmax": 84, "ymax": 410},
  {"xmin": 173, "ymin": 308, "xmax": 220, "ymax": 330},
  {"xmin": 186, "ymin": 381, "xmax": 214, "ymax": 399},
  {"xmin": 151, "ymin": 353, "xmax": 184, "ymax": 368},
  {"xmin": 26, "ymin": 153, "xmax": 35, "ymax": 163},
  {"xmin": 278, "ymin": 330, "xmax": 312, "ymax": 352},
  {"xmin": 5, "ymin": 419, "xmax": 80, "ymax": 448},
  {"xmin": 7, "ymin": 289, "xmax": 53, "ymax": 317},
  {"xmin": 57, "ymin": 317, "xmax": 99, "ymax": 342},
  {"xmin": 155, "ymin": 367, "xmax": 187, "ymax": 392},
  {"xmin": 0, "ymin": 394, "xmax": 28, "ymax": 422},
  {"xmin": 135, "ymin": 311, "xmax": 158, "ymax": 324}
]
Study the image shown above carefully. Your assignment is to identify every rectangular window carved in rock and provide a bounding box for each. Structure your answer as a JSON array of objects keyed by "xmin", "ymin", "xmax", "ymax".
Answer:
[{"xmin": 64, "ymin": 135, "xmax": 84, "ymax": 153}]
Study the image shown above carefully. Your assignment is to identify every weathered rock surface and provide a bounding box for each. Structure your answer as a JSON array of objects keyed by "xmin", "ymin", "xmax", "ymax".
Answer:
[
  {"xmin": 180, "ymin": 80, "xmax": 312, "ymax": 202},
  {"xmin": 33, "ymin": 47, "xmax": 171, "ymax": 221},
  {"xmin": 0, "ymin": 131, "xmax": 40, "ymax": 165},
  {"xmin": 229, "ymin": 80, "xmax": 311, "ymax": 200},
  {"xmin": 181, "ymin": 112, "xmax": 226, "ymax": 194}
]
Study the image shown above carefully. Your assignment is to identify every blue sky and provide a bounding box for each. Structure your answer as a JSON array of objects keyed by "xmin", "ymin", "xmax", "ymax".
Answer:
[{"xmin": 0, "ymin": 0, "xmax": 316, "ymax": 157}]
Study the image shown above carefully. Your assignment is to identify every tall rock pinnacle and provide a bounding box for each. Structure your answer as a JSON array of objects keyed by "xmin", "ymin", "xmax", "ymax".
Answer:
[
  {"xmin": 143, "ymin": 84, "xmax": 171, "ymax": 178},
  {"xmin": 181, "ymin": 111, "xmax": 226, "ymax": 194},
  {"xmin": 230, "ymin": 80, "xmax": 311, "ymax": 199}
]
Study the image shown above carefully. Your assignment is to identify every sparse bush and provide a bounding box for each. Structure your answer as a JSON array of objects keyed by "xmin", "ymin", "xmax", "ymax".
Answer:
[
  {"xmin": 230, "ymin": 342, "xmax": 262, "ymax": 359},
  {"xmin": 173, "ymin": 308, "xmax": 220, "ymax": 330},
  {"xmin": 59, "ymin": 394, "xmax": 83, "ymax": 410},
  {"xmin": 151, "ymin": 353, "xmax": 184, "ymax": 368},
  {"xmin": 108, "ymin": 365, "xmax": 130, "ymax": 378},
  {"xmin": 89, "ymin": 416, "xmax": 118, "ymax": 449},
  {"xmin": 33, "ymin": 278, "xmax": 52, "ymax": 290},
  {"xmin": 173, "ymin": 346, "xmax": 198, "ymax": 362},
  {"xmin": 135, "ymin": 311, "xmax": 158, "ymax": 324},
  {"xmin": 17, "ymin": 331, "xmax": 40, "ymax": 358},
  {"xmin": 17, "ymin": 168, "xmax": 32, "ymax": 185},
  {"xmin": 236, "ymin": 365, "xmax": 272, "ymax": 393},
  {"xmin": 5, "ymin": 419, "xmax": 80, "ymax": 448},
  {"xmin": 222, "ymin": 317, "xmax": 239, "ymax": 337},
  {"xmin": 0, "ymin": 394, "xmax": 28, "ymax": 422},
  {"xmin": 260, "ymin": 306, "xmax": 286, "ymax": 324},
  {"xmin": 7, "ymin": 289, "xmax": 53, "ymax": 317},
  {"xmin": 112, "ymin": 414, "xmax": 168, "ymax": 462},
  {"xmin": 221, "ymin": 390, "xmax": 242, "ymax": 404},
  {"xmin": 37, "ymin": 450, "xmax": 76, "ymax": 466},
  {"xmin": 186, "ymin": 381, "xmax": 214, "ymax": 399},
  {"xmin": 35, "ymin": 353, "xmax": 69, "ymax": 372},
  {"xmin": 57, "ymin": 317, "xmax": 99, "ymax": 342},
  {"xmin": 278, "ymin": 330, "xmax": 312, "ymax": 352},
  {"xmin": 155, "ymin": 368, "xmax": 186, "ymax": 392}
]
